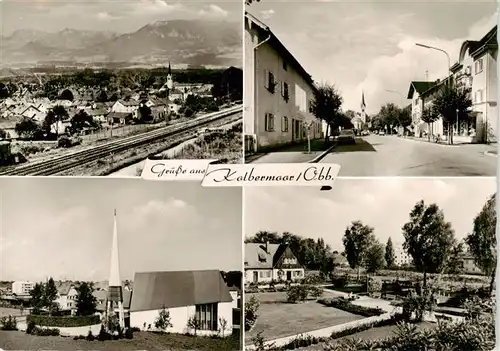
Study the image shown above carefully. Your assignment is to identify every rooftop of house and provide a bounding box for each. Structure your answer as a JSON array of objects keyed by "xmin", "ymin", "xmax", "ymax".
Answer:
[
  {"xmin": 130, "ymin": 270, "xmax": 233, "ymax": 312},
  {"xmin": 245, "ymin": 11, "xmax": 317, "ymax": 91},
  {"xmin": 407, "ymin": 81, "xmax": 438, "ymax": 99},
  {"xmin": 244, "ymin": 242, "xmax": 288, "ymax": 269}
]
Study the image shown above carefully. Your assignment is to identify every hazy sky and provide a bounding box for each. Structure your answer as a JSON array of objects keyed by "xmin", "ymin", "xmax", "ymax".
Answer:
[
  {"xmin": 0, "ymin": 178, "xmax": 242, "ymax": 282},
  {"xmin": 245, "ymin": 178, "xmax": 496, "ymax": 250},
  {"xmin": 246, "ymin": 0, "xmax": 497, "ymax": 113},
  {"xmin": 2, "ymin": 0, "xmax": 242, "ymax": 35}
]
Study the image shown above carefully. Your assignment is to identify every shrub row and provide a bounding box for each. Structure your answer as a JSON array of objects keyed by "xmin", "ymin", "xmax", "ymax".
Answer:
[
  {"xmin": 317, "ymin": 298, "xmax": 385, "ymax": 317},
  {"xmin": 0, "ymin": 315, "xmax": 18, "ymax": 330},
  {"xmin": 27, "ymin": 322, "xmax": 60, "ymax": 336},
  {"xmin": 27, "ymin": 314, "xmax": 101, "ymax": 328}
]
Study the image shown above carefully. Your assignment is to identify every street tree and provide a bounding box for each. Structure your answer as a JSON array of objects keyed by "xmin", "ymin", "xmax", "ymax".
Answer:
[
  {"xmin": 365, "ymin": 241, "xmax": 386, "ymax": 274},
  {"xmin": 342, "ymin": 221, "xmax": 375, "ymax": 280},
  {"xmin": 385, "ymin": 237, "xmax": 395, "ymax": 269},
  {"xmin": 432, "ymin": 84, "xmax": 472, "ymax": 144},
  {"xmin": 465, "ymin": 193, "xmax": 497, "ymax": 295},
  {"xmin": 76, "ymin": 282, "xmax": 98, "ymax": 316},
  {"xmin": 45, "ymin": 105, "xmax": 69, "ymax": 138},
  {"xmin": 310, "ymin": 83, "xmax": 343, "ymax": 141},
  {"xmin": 421, "ymin": 106, "xmax": 440, "ymax": 141},
  {"xmin": 15, "ymin": 118, "xmax": 42, "ymax": 140},
  {"xmin": 402, "ymin": 200, "xmax": 457, "ymax": 289},
  {"xmin": 397, "ymin": 106, "xmax": 412, "ymax": 130},
  {"xmin": 44, "ymin": 278, "xmax": 59, "ymax": 315},
  {"xmin": 70, "ymin": 110, "xmax": 94, "ymax": 134},
  {"xmin": 378, "ymin": 103, "xmax": 400, "ymax": 134},
  {"xmin": 30, "ymin": 283, "xmax": 45, "ymax": 315}
]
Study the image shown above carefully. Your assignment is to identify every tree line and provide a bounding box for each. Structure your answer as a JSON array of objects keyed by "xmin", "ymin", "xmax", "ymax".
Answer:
[{"xmin": 342, "ymin": 193, "xmax": 496, "ymax": 295}]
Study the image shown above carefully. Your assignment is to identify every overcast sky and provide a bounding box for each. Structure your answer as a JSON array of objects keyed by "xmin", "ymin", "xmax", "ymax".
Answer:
[
  {"xmin": 245, "ymin": 178, "xmax": 496, "ymax": 250},
  {"xmin": 0, "ymin": 178, "xmax": 242, "ymax": 282},
  {"xmin": 2, "ymin": 0, "xmax": 241, "ymax": 35},
  {"xmin": 247, "ymin": 0, "xmax": 497, "ymax": 114}
]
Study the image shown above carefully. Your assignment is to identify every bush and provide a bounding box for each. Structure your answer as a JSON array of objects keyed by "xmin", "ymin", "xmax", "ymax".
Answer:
[
  {"xmin": 26, "ymin": 321, "xmax": 36, "ymax": 334},
  {"xmin": 245, "ymin": 295, "xmax": 260, "ymax": 331},
  {"xmin": 58, "ymin": 136, "xmax": 72, "ymax": 148},
  {"xmin": 130, "ymin": 326, "xmax": 141, "ymax": 332},
  {"xmin": 367, "ymin": 277, "xmax": 383, "ymax": 294},
  {"xmin": 27, "ymin": 314, "xmax": 100, "ymax": 328},
  {"xmin": 31, "ymin": 326, "xmax": 60, "ymax": 336},
  {"xmin": 124, "ymin": 327, "xmax": 134, "ymax": 339},
  {"xmin": 286, "ymin": 285, "xmax": 309, "ymax": 303},
  {"xmin": 0, "ymin": 315, "xmax": 18, "ymax": 330},
  {"xmin": 401, "ymin": 289, "xmax": 436, "ymax": 322},
  {"xmin": 331, "ymin": 274, "xmax": 349, "ymax": 288},
  {"xmin": 317, "ymin": 298, "xmax": 385, "ymax": 317},
  {"xmin": 97, "ymin": 325, "xmax": 112, "ymax": 341},
  {"xmin": 86, "ymin": 330, "xmax": 95, "ymax": 341}
]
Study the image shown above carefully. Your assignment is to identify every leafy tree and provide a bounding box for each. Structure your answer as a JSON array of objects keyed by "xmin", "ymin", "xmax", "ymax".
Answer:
[
  {"xmin": 154, "ymin": 306, "xmax": 173, "ymax": 331},
  {"xmin": 75, "ymin": 282, "xmax": 97, "ymax": 316},
  {"xmin": 187, "ymin": 316, "xmax": 201, "ymax": 336},
  {"xmin": 138, "ymin": 105, "xmax": 153, "ymax": 123},
  {"xmin": 218, "ymin": 317, "xmax": 228, "ymax": 337},
  {"xmin": 378, "ymin": 103, "xmax": 400, "ymax": 133},
  {"xmin": 44, "ymin": 278, "xmax": 58, "ymax": 315},
  {"xmin": 402, "ymin": 200, "xmax": 457, "ymax": 289},
  {"xmin": 310, "ymin": 83, "xmax": 343, "ymax": 141},
  {"xmin": 244, "ymin": 295, "xmax": 260, "ymax": 331},
  {"xmin": 0, "ymin": 129, "xmax": 8, "ymax": 139},
  {"xmin": 342, "ymin": 221, "xmax": 375, "ymax": 279},
  {"xmin": 70, "ymin": 110, "xmax": 94, "ymax": 134},
  {"xmin": 465, "ymin": 193, "xmax": 497, "ymax": 295},
  {"xmin": 96, "ymin": 90, "xmax": 108, "ymax": 103},
  {"xmin": 15, "ymin": 118, "xmax": 42, "ymax": 139},
  {"xmin": 385, "ymin": 237, "xmax": 395, "ymax": 268},
  {"xmin": 421, "ymin": 106, "xmax": 440, "ymax": 141},
  {"xmin": 365, "ymin": 241, "xmax": 386, "ymax": 274},
  {"xmin": 397, "ymin": 105, "xmax": 412, "ymax": 129},
  {"xmin": 432, "ymin": 83, "xmax": 472, "ymax": 144},
  {"xmin": 45, "ymin": 105, "xmax": 69, "ymax": 138},
  {"xmin": 29, "ymin": 283, "xmax": 45, "ymax": 314}
]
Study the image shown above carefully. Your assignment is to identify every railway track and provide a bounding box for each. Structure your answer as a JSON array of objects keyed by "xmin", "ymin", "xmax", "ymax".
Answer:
[{"xmin": 0, "ymin": 105, "xmax": 242, "ymax": 176}]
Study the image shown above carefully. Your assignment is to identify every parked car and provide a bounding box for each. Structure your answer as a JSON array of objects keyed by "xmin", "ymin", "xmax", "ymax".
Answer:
[
  {"xmin": 336, "ymin": 129, "xmax": 356, "ymax": 144},
  {"xmin": 361, "ymin": 130, "xmax": 369, "ymax": 136},
  {"xmin": 379, "ymin": 130, "xmax": 386, "ymax": 136}
]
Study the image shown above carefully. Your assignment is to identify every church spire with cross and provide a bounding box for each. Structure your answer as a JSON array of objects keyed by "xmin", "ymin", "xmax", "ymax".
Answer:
[
  {"xmin": 166, "ymin": 62, "xmax": 173, "ymax": 90},
  {"xmin": 360, "ymin": 91, "xmax": 367, "ymax": 123},
  {"xmin": 106, "ymin": 209, "xmax": 125, "ymax": 330}
]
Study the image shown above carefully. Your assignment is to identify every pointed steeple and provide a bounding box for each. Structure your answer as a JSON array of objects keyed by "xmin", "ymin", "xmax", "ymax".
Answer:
[
  {"xmin": 167, "ymin": 61, "xmax": 171, "ymax": 75},
  {"xmin": 109, "ymin": 209, "xmax": 121, "ymax": 287},
  {"xmin": 361, "ymin": 91, "xmax": 366, "ymax": 110}
]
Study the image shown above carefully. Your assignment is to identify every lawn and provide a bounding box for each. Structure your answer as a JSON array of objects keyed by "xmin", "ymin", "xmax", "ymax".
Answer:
[
  {"xmin": 0, "ymin": 330, "xmax": 240, "ymax": 350},
  {"xmin": 295, "ymin": 322, "xmax": 437, "ymax": 350},
  {"xmin": 245, "ymin": 292, "xmax": 362, "ymax": 344}
]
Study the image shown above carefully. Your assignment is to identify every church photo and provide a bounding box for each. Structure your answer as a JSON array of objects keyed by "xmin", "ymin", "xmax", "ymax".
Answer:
[{"xmin": 0, "ymin": 177, "xmax": 243, "ymax": 350}]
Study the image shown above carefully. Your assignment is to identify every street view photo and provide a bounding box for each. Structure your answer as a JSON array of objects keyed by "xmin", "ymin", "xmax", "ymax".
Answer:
[
  {"xmin": 244, "ymin": 0, "xmax": 498, "ymax": 176},
  {"xmin": 0, "ymin": 178, "xmax": 243, "ymax": 350},
  {"xmin": 243, "ymin": 178, "xmax": 496, "ymax": 350},
  {"xmin": 0, "ymin": 0, "xmax": 243, "ymax": 176}
]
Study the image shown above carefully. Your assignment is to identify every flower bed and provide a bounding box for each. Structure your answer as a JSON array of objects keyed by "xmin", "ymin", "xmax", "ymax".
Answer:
[
  {"xmin": 317, "ymin": 298, "xmax": 385, "ymax": 317},
  {"xmin": 27, "ymin": 315, "xmax": 100, "ymax": 328}
]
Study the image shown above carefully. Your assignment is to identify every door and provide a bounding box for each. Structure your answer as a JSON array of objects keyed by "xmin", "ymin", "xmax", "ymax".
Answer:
[
  {"xmin": 286, "ymin": 271, "xmax": 292, "ymax": 281},
  {"xmin": 253, "ymin": 271, "xmax": 258, "ymax": 284},
  {"xmin": 291, "ymin": 119, "xmax": 296, "ymax": 141}
]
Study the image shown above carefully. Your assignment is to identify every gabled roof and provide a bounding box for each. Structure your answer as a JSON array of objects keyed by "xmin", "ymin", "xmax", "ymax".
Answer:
[
  {"xmin": 245, "ymin": 12, "xmax": 316, "ymax": 90},
  {"xmin": 244, "ymin": 242, "xmax": 289, "ymax": 269},
  {"xmin": 117, "ymin": 100, "xmax": 139, "ymax": 107},
  {"xmin": 130, "ymin": 270, "xmax": 233, "ymax": 312},
  {"xmin": 407, "ymin": 81, "xmax": 437, "ymax": 99},
  {"xmin": 459, "ymin": 25, "xmax": 497, "ymax": 61}
]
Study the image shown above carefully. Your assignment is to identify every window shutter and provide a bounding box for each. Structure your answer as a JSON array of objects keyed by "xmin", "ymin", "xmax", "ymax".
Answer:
[
  {"xmin": 264, "ymin": 113, "xmax": 268, "ymax": 131},
  {"xmin": 264, "ymin": 70, "xmax": 269, "ymax": 89}
]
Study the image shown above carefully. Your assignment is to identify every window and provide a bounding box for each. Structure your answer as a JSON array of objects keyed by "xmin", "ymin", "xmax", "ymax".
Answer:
[
  {"xmin": 309, "ymin": 99, "xmax": 314, "ymax": 113},
  {"xmin": 475, "ymin": 59, "xmax": 484, "ymax": 74},
  {"xmin": 259, "ymin": 270, "xmax": 272, "ymax": 278},
  {"xmin": 195, "ymin": 303, "xmax": 218, "ymax": 331},
  {"xmin": 283, "ymin": 60, "xmax": 287, "ymax": 71},
  {"xmin": 265, "ymin": 113, "xmax": 275, "ymax": 132},
  {"xmin": 281, "ymin": 82, "xmax": 289, "ymax": 101},
  {"xmin": 281, "ymin": 116, "xmax": 289, "ymax": 132},
  {"xmin": 283, "ymin": 257, "xmax": 297, "ymax": 265},
  {"xmin": 264, "ymin": 70, "xmax": 275, "ymax": 93},
  {"xmin": 294, "ymin": 270, "xmax": 302, "ymax": 277},
  {"xmin": 475, "ymin": 89, "xmax": 484, "ymax": 103}
]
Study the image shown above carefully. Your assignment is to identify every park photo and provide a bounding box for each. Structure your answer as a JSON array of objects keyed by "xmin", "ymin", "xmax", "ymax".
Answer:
[
  {"xmin": 243, "ymin": 177, "xmax": 496, "ymax": 350},
  {"xmin": 0, "ymin": 177, "xmax": 243, "ymax": 350}
]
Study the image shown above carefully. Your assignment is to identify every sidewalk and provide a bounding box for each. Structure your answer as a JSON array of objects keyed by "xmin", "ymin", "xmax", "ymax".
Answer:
[{"xmin": 245, "ymin": 139, "xmax": 335, "ymax": 163}]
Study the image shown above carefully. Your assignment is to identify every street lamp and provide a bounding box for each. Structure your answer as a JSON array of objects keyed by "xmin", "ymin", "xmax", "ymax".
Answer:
[{"xmin": 415, "ymin": 43, "xmax": 451, "ymax": 79}]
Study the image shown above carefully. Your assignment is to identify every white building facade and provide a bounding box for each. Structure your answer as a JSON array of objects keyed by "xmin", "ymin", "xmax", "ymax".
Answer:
[
  {"xmin": 12, "ymin": 281, "xmax": 35, "ymax": 295},
  {"xmin": 244, "ymin": 12, "xmax": 323, "ymax": 153}
]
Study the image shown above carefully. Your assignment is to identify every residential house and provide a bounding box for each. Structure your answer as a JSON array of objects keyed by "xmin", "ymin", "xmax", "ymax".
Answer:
[
  {"xmin": 85, "ymin": 107, "xmax": 108, "ymax": 124},
  {"xmin": 111, "ymin": 100, "xmax": 140, "ymax": 118},
  {"xmin": 460, "ymin": 253, "xmax": 482, "ymax": 275},
  {"xmin": 12, "ymin": 281, "xmax": 35, "ymax": 295},
  {"xmin": 407, "ymin": 81, "xmax": 439, "ymax": 137},
  {"xmin": 394, "ymin": 242, "xmax": 411, "ymax": 267},
  {"xmin": 0, "ymin": 115, "xmax": 23, "ymax": 139},
  {"xmin": 107, "ymin": 112, "xmax": 133, "ymax": 125},
  {"xmin": 450, "ymin": 25, "xmax": 497, "ymax": 143},
  {"xmin": 169, "ymin": 88, "xmax": 184, "ymax": 102},
  {"xmin": 244, "ymin": 242, "xmax": 305, "ymax": 284},
  {"xmin": 244, "ymin": 12, "xmax": 323, "ymax": 153},
  {"xmin": 55, "ymin": 283, "xmax": 79, "ymax": 311},
  {"xmin": 129, "ymin": 270, "xmax": 234, "ymax": 336},
  {"xmin": 21, "ymin": 105, "xmax": 45, "ymax": 123}
]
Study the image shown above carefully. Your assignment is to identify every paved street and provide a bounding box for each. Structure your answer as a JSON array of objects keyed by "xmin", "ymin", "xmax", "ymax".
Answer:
[{"xmin": 319, "ymin": 135, "xmax": 497, "ymax": 176}]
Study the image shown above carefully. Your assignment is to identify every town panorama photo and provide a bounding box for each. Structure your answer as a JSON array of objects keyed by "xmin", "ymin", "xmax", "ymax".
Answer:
[{"xmin": 0, "ymin": 0, "xmax": 243, "ymax": 176}]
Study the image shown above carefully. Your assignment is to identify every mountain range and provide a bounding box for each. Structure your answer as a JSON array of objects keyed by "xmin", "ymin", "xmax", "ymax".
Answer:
[{"xmin": 1, "ymin": 20, "xmax": 242, "ymax": 68}]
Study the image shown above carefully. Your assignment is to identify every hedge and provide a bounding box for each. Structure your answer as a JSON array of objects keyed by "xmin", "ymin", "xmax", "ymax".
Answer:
[
  {"xmin": 27, "ymin": 314, "xmax": 101, "ymax": 328},
  {"xmin": 317, "ymin": 298, "xmax": 385, "ymax": 317}
]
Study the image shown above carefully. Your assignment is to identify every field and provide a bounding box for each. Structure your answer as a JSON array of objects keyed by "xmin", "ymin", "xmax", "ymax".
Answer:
[
  {"xmin": 245, "ymin": 292, "xmax": 362, "ymax": 344},
  {"xmin": 0, "ymin": 330, "xmax": 240, "ymax": 351}
]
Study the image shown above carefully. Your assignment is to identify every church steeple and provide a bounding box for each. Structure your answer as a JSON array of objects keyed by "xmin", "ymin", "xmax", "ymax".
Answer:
[
  {"xmin": 106, "ymin": 209, "xmax": 125, "ymax": 330},
  {"xmin": 360, "ymin": 91, "xmax": 367, "ymax": 123},
  {"xmin": 166, "ymin": 62, "xmax": 173, "ymax": 90}
]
